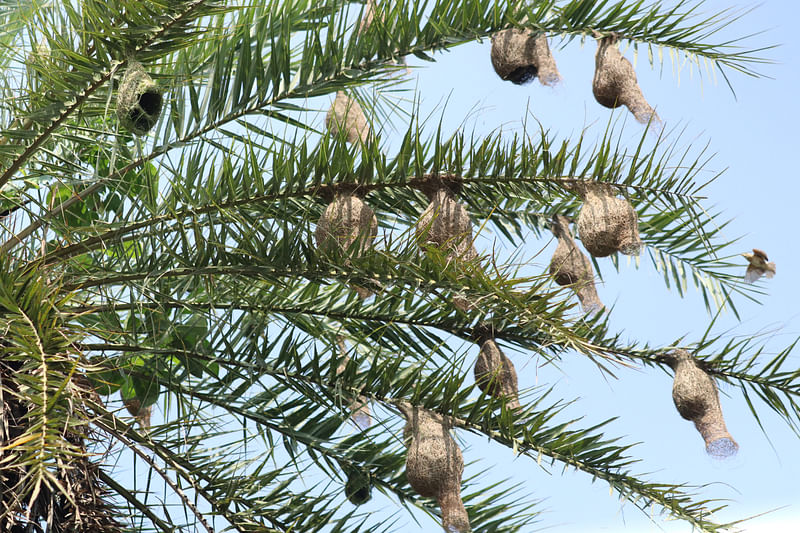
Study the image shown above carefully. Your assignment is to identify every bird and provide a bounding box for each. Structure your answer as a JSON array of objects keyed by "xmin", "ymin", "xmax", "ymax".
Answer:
[{"xmin": 742, "ymin": 248, "xmax": 776, "ymax": 283}]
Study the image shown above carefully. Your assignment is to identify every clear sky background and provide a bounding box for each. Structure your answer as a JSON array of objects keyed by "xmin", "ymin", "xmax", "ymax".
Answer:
[{"xmin": 359, "ymin": 1, "xmax": 800, "ymax": 531}]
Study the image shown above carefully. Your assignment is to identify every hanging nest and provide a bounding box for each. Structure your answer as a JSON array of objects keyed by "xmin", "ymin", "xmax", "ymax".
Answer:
[
  {"xmin": 316, "ymin": 192, "xmax": 378, "ymax": 298},
  {"xmin": 326, "ymin": 91, "xmax": 369, "ymax": 143},
  {"xmin": 575, "ymin": 181, "xmax": 642, "ymax": 258},
  {"xmin": 116, "ymin": 60, "xmax": 163, "ymax": 135},
  {"xmin": 415, "ymin": 184, "xmax": 477, "ymax": 263},
  {"xmin": 592, "ymin": 36, "xmax": 658, "ymax": 124},
  {"xmin": 335, "ymin": 336, "xmax": 371, "ymax": 429},
  {"xmin": 399, "ymin": 404, "xmax": 470, "ymax": 532},
  {"xmin": 474, "ymin": 339, "xmax": 520, "ymax": 409},
  {"xmin": 415, "ymin": 181, "xmax": 478, "ymax": 312},
  {"xmin": 549, "ymin": 214, "xmax": 603, "ymax": 312},
  {"xmin": 490, "ymin": 29, "xmax": 560, "ymax": 86},
  {"xmin": 663, "ymin": 349, "xmax": 738, "ymax": 458},
  {"xmin": 124, "ymin": 398, "xmax": 152, "ymax": 430},
  {"xmin": 344, "ymin": 469, "xmax": 372, "ymax": 505}
]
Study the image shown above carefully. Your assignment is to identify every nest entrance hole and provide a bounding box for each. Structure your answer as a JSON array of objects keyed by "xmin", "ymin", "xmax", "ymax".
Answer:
[
  {"xmin": 506, "ymin": 65, "xmax": 538, "ymax": 85},
  {"xmin": 139, "ymin": 89, "xmax": 162, "ymax": 116}
]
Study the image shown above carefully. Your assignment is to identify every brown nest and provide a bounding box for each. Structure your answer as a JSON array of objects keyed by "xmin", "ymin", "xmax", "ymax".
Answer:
[
  {"xmin": 316, "ymin": 192, "xmax": 378, "ymax": 298},
  {"xmin": 415, "ymin": 187, "xmax": 477, "ymax": 263},
  {"xmin": 592, "ymin": 36, "xmax": 658, "ymax": 124},
  {"xmin": 549, "ymin": 214, "xmax": 603, "ymax": 312},
  {"xmin": 491, "ymin": 29, "xmax": 560, "ymax": 86},
  {"xmin": 575, "ymin": 181, "xmax": 642, "ymax": 257},
  {"xmin": 663, "ymin": 349, "xmax": 738, "ymax": 458},
  {"xmin": 117, "ymin": 61, "xmax": 163, "ymax": 135},
  {"xmin": 415, "ymin": 186, "xmax": 478, "ymax": 312},
  {"xmin": 474, "ymin": 339, "xmax": 520, "ymax": 409},
  {"xmin": 326, "ymin": 91, "xmax": 369, "ymax": 143},
  {"xmin": 399, "ymin": 404, "xmax": 470, "ymax": 532}
]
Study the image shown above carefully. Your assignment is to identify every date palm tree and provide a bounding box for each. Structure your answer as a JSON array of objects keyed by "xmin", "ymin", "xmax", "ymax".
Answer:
[{"xmin": 0, "ymin": 0, "xmax": 794, "ymax": 531}]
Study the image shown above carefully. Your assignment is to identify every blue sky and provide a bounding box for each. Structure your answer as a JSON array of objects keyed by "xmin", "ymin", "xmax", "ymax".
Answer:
[{"xmin": 371, "ymin": 1, "xmax": 800, "ymax": 531}]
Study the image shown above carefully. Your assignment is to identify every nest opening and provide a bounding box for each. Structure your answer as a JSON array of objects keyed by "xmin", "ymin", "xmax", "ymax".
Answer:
[
  {"xmin": 345, "ymin": 472, "xmax": 372, "ymax": 505},
  {"xmin": 506, "ymin": 65, "xmax": 538, "ymax": 85},
  {"xmin": 139, "ymin": 89, "xmax": 163, "ymax": 116},
  {"xmin": 117, "ymin": 61, "xmax": 162, "ymax": 135},
  {"xmin": 491, "ymin": 29, "xmax": 560, "ymax": 86}
]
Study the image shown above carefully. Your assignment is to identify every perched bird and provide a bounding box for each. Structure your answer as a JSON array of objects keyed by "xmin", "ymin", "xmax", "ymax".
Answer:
[{"xmin": 742, "ymin": 248, "xmax": 776, "ymax": 283}]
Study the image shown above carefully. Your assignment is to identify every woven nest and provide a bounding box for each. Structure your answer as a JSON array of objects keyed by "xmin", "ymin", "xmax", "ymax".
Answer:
[
  {"xmin": 345, "ymin": 470, "xmax": 372, "ymax": 505},
  {"xmin": 117, "ymin": 61, "xmax": 163, "ymax": 135},
  {"xmin": 664, "ymin": 349, "xmax": 738, "ymax": 458},
  {"xmin": 416, "ymin": 186, "xmax": 478, "ymax": 313},
  {"xmin": 399, "ymin": 404, "xmax": 470, "ymax": 532},
  {"xmin": 549, "ymin": 215, "xmax": 603, "ymax": 312},
  {"xmin": 326, "ymin": 91, "xmax": 370, "ymax": 143},
  {"xmin": 316, "ymin": 192, "xmax": 378, "ymax": 298},
  {"xmin": 124, "ymin": 398, "xmax": 152, "ymax": 430},
  {"xmin": 491, "ymin": 29, "xmax": 560, "ymax": 86},
  {"xmin": 576, "ymin": 181, "xmax": 642, "ymax": 257},
  {"xmin": 593, "ymin": 37, "xmax": 658, "ymax": 124},
  {"xmin": 474, "ymin": 339, "xmax": 520, "ymax": 409},
  {"xmin": 416, "ymin": 188, "xmax": 477, "ymax": 262}
]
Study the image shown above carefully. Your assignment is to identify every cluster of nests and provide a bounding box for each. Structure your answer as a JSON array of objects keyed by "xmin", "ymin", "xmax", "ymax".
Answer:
[
  {"xmin": 318, "ymin": 77, "xmax": 734, "ymax": 532},
  {"xmin": 491, "ymin": 29, "xmax": 659, "ymax": 124},
  {"xmin": 111, "ymin": 29, "xmax": 726, "ymax": 533}
]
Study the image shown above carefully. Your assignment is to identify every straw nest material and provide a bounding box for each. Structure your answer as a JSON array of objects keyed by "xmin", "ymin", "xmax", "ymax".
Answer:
[
  {"xmin": 316, "ymin": 192, "xmax": 378, "ymax": 298},
  {"xmin": 326, "ymin": 91, "xmax": 369, "ymax": 143},
  {"xmin": 592, "ymin": 36, "xmax": 658, "ymax": 124},
  {"xmin": 416, "ymin": 187, "xmax": 477, "ymax": 263},
  {"xmin": 124, "ymin": 398, "xmax": 152, "ymax": 430},
  {"xmin": 491, "ymin": 29, "xmax": 560, "ymax": 86},
  {"xmin": 117, "ymin": 61, "xmax": 163, "ymax": 135},
  {"xmin": 474, "ymin": 339, "xmax": 520, "ymax": 409},
  {"xmin": 399, "ymin": 404, "xmax": 470, "ymax": 532},
  {"xmin": 663, "ymin": 349, "xmax": 738, "ymax": 458},
  {"xmin": 336, "ymin": 336, "xmax": 371, "ymax": 429},
  {"xmin": 416, "ymin": 184, "xmax": 478, "ymax": 312},
  {"xmin": 549, "ymin": 214, "xmax": 603, "ymax": 312},
  {"xmin": 575, "ymin": 181, "xmax": 642, "ymax": 257}
]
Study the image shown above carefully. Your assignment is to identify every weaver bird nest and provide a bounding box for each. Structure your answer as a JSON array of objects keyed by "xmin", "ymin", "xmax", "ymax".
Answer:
[
  {"xmin": 399, "ymin": 404, "xmax": 470, "ymax": 532},
  {"xmin": 326, "ymin": 91, "xmax": 369, "ymax": 143},
  {"xmin": 663, "ymin": 349, "xmax": 738, "ymax": 458},
  {"xmin": 491, "ymin": 29, "xmax": 560, "ymax": 86},
  {"xmin": 575, "ymin": 181, "xmax": 642, "ymax": 258},
  {"xmin": 549, "ymin": 214, "xmax": 603, "ymax": 312},
  {"xmin": 117, "ymin": 61, "xmax": 163, "ymax": 135},
  {"xmin": 592, "ymin": 36, "xmax": 658, "ymax": 124},
  {"xmin": 474, "ymin": 338, "xmax": 520, "ymax": 409},
  {"xmin": 316, "ymin": 192, "xmax": 378, "ymax": 298},
  {"xmin": 415, "ymin": 180, "xmax": 478, "ymax": 312}
]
